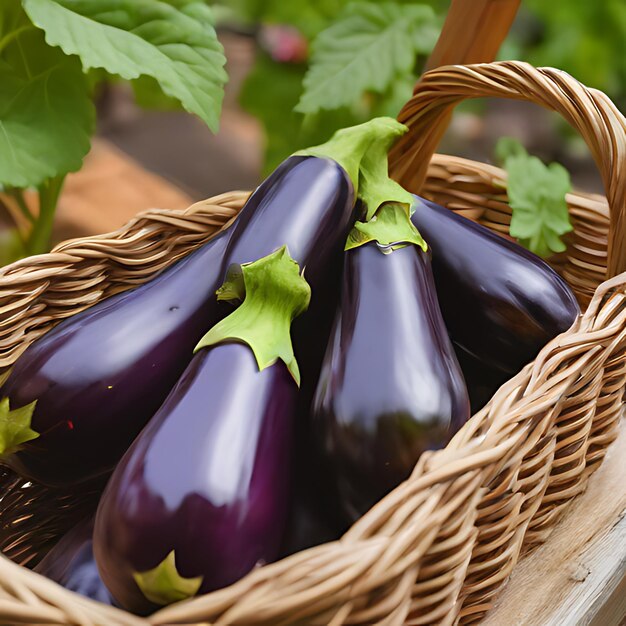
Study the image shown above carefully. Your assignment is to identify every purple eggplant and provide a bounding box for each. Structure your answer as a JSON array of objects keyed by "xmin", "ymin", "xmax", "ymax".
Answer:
[
  {"xmin": 453, "ymin": 344, "xmax": 511, "ymax": 413},
  {"xmin": 94, "ymin": 247, "xmax": 308, "ymax": 613},
  {"xmin": 35, "ymin": 517, "xmax": 113, "ymax": 605},
  {"xmin": 221, "ymin": 155, "xmax": 354, "ymax": 399},
  {"xmin": 410, "ymin": 197, "xmax": 580, "ymax": 374},
  {"xmin": 312, "ymin": 224, "xmax": 470, "ymax": 522},
  {"xmin": 0, "ymin": 118, "xmax": 401, "ymax": 487},
  {"xmin": 94, "ymin": 344, "xmax": 296, "ymax": 613},
  {"xmin": 0, "ymin": 231, "xmax": 230, "ymax": 486}
]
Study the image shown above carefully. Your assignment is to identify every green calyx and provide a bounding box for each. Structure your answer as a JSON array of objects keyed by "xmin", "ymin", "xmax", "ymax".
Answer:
[
  {"xmin": 0, "ymin": 398, "xmax": 39, "ymax": 456},
  {"xmin": 294, "ymin": 117, "xmax": 408, "ymax": 197},
  {"xmin": 356, "ymin": 131, "xmax": 415, "ymax": 222},
  {"xmin": 346, "ymin": 203, "xmax": 427, "ymax": 252},
  {"xmin": 133, "ymin": 551, "xmax": 202, "ymax": 606},
  {"xmin": 195, "ymin": 246, "xmax": 311, "ymax": 385}
]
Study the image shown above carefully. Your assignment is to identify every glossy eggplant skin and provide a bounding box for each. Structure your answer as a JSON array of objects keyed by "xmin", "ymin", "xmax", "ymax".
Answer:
[
  {"xmin": 94, "ymin": 343, "xmax": 296, "ymax": 614},
  {"xmin": 453, "ymin": 344, "xmax": 511, "ymax": 414},
  {"xmin": 35, "ymin": 517, "xmax": 113, "ymax": 605},
  {"xmin": 0, "ymin": 231, "xmax": 230, "ymax": 486},
  {"xmin": 222, "ymin": 155, "xmax": 355, "ymax": 393},
  {"xmin": 0, "ymin": 156, "xmax": 353, "ymax": 488},
  {"xmin": 222, "ymin": 156, "xmax": 353, "ymax": 290},
  {"xmin": 312, "ymin": 244, "xmax": 470, "ymax": 522},
  {"xmin": 410, "ymin": 197, "xmax": 580, "ymax": 374}
]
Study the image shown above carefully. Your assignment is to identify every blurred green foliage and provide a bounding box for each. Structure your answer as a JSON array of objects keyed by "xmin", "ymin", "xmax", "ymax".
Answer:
[
  {"xmin": 234, "ymin": 1, "xmax": 440, "ymax": 171},
  {"xmin": 229, "ymin": 0, "xmax": 624, "ymax": 171},
  {"xmin": 513, "ymin": 0, "xmax": 625, "ymax": 109}
]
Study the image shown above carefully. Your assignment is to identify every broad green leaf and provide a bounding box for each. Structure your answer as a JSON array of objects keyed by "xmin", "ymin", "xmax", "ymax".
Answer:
[
  {"xmin": 297, "ymin": 2, "xmax": 437, "ymax": 113},
  {"xmin": 196, "ymin": 247, "xmax": 311, "ymax": 385},
  {"xmin": 0, "ymin": 1, "xmax": 94, "ymax": 188},
  {"xmin": 371, "ymin": 73, "xmax": 416, "ymax": 118},
  {"xmin": 494, "ymin": 136, "xmax": 525, "ymax": 164},
  {"xmin": 0, "ymin": 397, "xmax": 39, "ymax": 455},
  {"xmin": 499, "ymin": 139, "xmax": 573, "ymax": 258},
  {"xmin": 23, "ymin": 0, "xmax": 227, "ymax": 132},
  {"xmin": 133, "ymin": 551, "xmax": 202, "ymax": 606}
]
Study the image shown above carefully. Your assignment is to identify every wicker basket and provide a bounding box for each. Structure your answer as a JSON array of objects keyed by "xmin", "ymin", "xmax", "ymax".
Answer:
[{"xmin": 0, "ymin": 61, "xmax": 624, "ymax": 625}]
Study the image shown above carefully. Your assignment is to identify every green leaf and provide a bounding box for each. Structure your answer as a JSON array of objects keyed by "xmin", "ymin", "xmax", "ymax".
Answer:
[
  {"xmin": 346, "ymin": 202, "xmax": 426, "ymax": 252},
  {"xmin": 133, "ymin": 551, "xmax": 203, "ymax": 606},
  {"xmin": 23, "ymin": 0, "xmax": 227, "ymax": 132},
  {"xmin": 196, "ymin": 246, "xmax": 311, "ymax": 385},
  {"xmin": 0, "ymin": 1, "xmax": 94, "ymax": 188},
  {"xmin": 370, "ymin": 73, "xmax": 416, "ymax": 118},
  {"xmin": 297, "ymin": 2, "xmax": 437, "ymax": 113},
  {"xmin": 0, "ymin": 397, "xmax": 39, "ymax": 456},
  {"xmin": 499, "ymin": 140, "xmax": 573, "ymax": 258},
  {"xmin": 494, "ymin": 136, "xmax": 525, "ymax": 165}
]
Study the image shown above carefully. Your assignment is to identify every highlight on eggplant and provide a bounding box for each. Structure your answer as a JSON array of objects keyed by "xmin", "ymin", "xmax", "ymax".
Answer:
[
  {"xmin": 0, "ymin": 117, "xmax": 407, "ymax": 489},
  {"xmin": 410, "ymin": 196, "xmax": 580, "ymax": 375},
  {"xmin": 94, "ymin": 247, "xmax": 311, "ymax": 613}
]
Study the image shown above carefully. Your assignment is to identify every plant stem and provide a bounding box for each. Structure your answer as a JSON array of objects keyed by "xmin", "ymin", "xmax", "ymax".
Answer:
[
  {"xmin": 26, "ymin": 176, "xmax": 65, "ymax": 256},
  {"xmin": 6, "ymin": 187, "xmax": 35, "ymax": 224}
]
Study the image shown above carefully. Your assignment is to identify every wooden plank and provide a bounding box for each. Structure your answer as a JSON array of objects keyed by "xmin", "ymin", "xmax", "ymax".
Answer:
[
  {"xmin": 483, "ymin": 421, "xmax": 626, "ymax": 626},
  {"xmin": 51, "ymin": 139, "xmax": 193, "ymax": 243}
]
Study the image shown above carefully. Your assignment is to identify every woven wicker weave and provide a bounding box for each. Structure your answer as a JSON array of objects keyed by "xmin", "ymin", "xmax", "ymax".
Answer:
[{"xmin": 0, "ymin": 61, "xmax": 624, "ymax": 625}]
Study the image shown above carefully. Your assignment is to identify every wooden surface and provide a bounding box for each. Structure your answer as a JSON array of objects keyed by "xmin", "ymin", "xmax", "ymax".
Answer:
[
  {"xmin": 52, "ymin": 139, "xmax": 193, "ymax": 243},
  {"xmin": 483, "ymin": 420, "xmax": 626, "ymax": 626},
  {"xmin": 49, "ymin": 141, "xmax": 626, "ymax": 626}
]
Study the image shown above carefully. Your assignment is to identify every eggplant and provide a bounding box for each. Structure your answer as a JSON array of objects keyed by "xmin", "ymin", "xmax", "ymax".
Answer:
[
  {"xmin": 0, "ymin": 117, "xmax": 401, "ymax": 487},
  {"xmin": 410, "ymin": 197, "xmax": 580, "ymax": 374},
  {"xmin": 0, "ymin": 231, "xmax": 230, "ymax": 486},
  {"xmin": 221, "ymin": 155, "xmax": 354, "ymax": 399},
  {"xmin": 35, "ymin": 517, "xmax": 113, "ymax": 605},
  {"xmin": 279, "ymin": 488, "xmax": 344, "ymax": 558},
  {"xmin": 94, "ymin": 343, "xmax": 296, "ymax": 613},
  {"xmin": 453, "ymin": 343, "xmax": 511, "ymax": 413},
  {"xmin": 312, "ymin": 208, "xmax": 470, "ymax": 522},
  {"xmin": 94, "ymin": 248, "xmax": 308, "ymax": 613}
]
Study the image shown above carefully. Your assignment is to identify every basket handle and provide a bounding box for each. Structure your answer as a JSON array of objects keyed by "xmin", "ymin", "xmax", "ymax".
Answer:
[
  {"xmin": 424, "ymin": 0, "xmax": 520, "ymax": 72},
  {"xmin": 389, "ymin": 61, "xmax": 626, "ymax": 279}
]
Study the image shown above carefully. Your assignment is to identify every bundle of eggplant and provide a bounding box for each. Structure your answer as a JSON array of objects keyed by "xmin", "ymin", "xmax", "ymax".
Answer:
[{"xmin": 0, "ymin": 118, "xmax": 579, "ymax": 613}]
